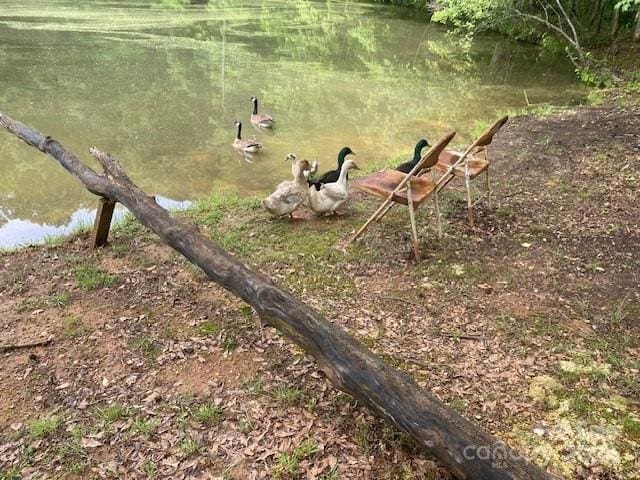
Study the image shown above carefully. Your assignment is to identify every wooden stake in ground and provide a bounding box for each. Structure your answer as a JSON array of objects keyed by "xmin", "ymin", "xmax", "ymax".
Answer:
[{"xmin": 0, "ymin": 112, "xmax": 554, "ymax": 480}]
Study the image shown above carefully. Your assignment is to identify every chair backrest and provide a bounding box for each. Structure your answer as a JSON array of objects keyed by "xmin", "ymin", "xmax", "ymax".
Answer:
[
  {"xmin": 414, "ymin": 130, "xmax": 457, "ymax": 174},
  {"xmin": 474, "ymin": 115, "xmax": 509, "ymax": 148}
]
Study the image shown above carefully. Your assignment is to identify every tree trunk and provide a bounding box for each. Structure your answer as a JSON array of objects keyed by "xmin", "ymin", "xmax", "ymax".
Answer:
[
  {"xmin": 634, "ymin": 8, "xmax": 640, "ymax": 42},
  {"xmin": 611, "ymin": 6, "xmax": 621, "ymax": 53},
  {"xmin": 0, "ymin": 113, "xmax": 555, "ymax": 480}
]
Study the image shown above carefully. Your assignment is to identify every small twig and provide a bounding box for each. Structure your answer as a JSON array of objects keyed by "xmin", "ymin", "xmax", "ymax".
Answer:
[
  {"xmin": 432, "ymin": 330, "xmax": 484, "ymax": 341},
  {"xmin": 0, "ymin": 337, "xmax": 54, "ymax": 353}
]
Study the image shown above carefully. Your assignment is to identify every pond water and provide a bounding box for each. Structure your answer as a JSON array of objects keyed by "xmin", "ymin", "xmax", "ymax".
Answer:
[{"xmin": 0, "ymin": 0, "xmax": 585, "ymax": 248}]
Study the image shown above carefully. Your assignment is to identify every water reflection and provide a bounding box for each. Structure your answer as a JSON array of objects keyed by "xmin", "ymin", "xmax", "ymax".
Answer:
[
  {"xmin": 0, "ymin": 196, "xmax": 191, "ymax": 249},
  {"xmin": 0, "ymin": 0, "xmax": 585, "ymax": 248}
]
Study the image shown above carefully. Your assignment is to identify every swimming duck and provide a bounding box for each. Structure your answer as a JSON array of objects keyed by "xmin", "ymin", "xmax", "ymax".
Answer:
[
  {"xmin": 232, "ymin": 121, "xmax": 262, "ymax": 153},
  {"xmin": 394, "ymin": 138, "xmax": 430, "ymax": 173},
  {"xmin": 308, "ymin": 147, "xmax": 354, "ymax": 190},
  {"xmin": 308, "ymin": 159, "xmax": 360, "ymax": 215},
  {"xmin": 263, "ymin": 155, "xmax": 311, "ymax": 219},
  {"xmin": 250, "ymin": 96, "xmax": 275, "ymax": 128}
]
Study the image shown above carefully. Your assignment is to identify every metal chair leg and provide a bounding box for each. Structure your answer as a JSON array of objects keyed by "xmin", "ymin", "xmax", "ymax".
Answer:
[
  {"xmin": 435, "ymin": 190, "xmax": 442, "ymax": 238},
  {"xmin": 465, "ymin": 175, "xmax": 474, "ymax": 228},
  {"xmin": 406, "ymin": 183, "xmax": 421, "ymax": 261},
  {"xmin": 486, "ymin": 169, "xmax": 492, "ymax": 210}
]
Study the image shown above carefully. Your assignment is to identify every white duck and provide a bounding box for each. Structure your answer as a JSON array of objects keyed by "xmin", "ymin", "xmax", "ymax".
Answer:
[
  {"xmin": 307, "ymin": 159, "xmax": 360, "ymax": 215},
  {"xmin": 263, "ymin": 155, "xmax": 311, "ymax": 219}
]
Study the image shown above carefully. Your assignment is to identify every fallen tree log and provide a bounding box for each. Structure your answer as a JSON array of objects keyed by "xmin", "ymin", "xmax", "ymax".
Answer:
[{"xmin": 0, "ymin": 112, "xmax": 553, "ymax": 480}]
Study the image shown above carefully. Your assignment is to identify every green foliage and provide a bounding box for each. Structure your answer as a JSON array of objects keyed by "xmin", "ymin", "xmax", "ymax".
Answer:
[
  {"xmin": 27, "ymin": 415, "xmax": 62, "ymax": 439},
  {"xmin": 430, "ymin": 0, "xmax": 640, "ymax": 84},
  {"xmin": 73, "ymin": 264, "xmax": 116, "ymax": 290},
  {"xmin": 193, "ymin": 403, "xmax": 223, "ymax": 426},
  {"xmin": 615, "ymin": 0, "xmax": 640, "ymax": 13},
  {"xmin": 96, "ymin": 404, "xmax": 128, "ymax": 425},
  {"xmin": 272, "ymin": 438, "xmax": 319, "ymax": 479}
]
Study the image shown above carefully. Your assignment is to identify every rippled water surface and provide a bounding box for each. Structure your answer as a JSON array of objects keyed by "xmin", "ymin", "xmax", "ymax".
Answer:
[{"xmin": 0, "ymin": 0, "xmax": 585, "ymax": 247}]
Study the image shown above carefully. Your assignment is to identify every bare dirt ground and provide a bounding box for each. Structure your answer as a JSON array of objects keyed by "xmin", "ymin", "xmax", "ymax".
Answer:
[{"xmin": 1, "ymin": 99, "xmax": 639, "ymax": 480}]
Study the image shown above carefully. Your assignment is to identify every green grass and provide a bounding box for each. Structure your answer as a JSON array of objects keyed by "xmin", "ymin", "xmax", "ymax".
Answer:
[
  {"xmin": 221, "ymin": 334, "xmax": 238, "ymax": 352},
  {"xmin": 133, "ymin": 336, "xmax": 160, "ymax": 360},
  {"xmin": 198, "ymin": 321, "xmax": 221, "ymax": 336},
  {"xmin": 273, "ymin": 385, "xmax": 303, "ymax": 406},
  {"xmin": 0, "ymin": 468, "xmax": 22, "ymax": 480},
  {"xmin": 193, "ymin": 403, "xmax": 223, "ymax": 426},
  {"xmin": 141, "ymin": 459, "xmax": 158, "ymax": 479},
  {"xmin": 73, "ymin": 264, "xmax": 116, "ymax": 290},
  {"xmin": 245, "ymin": 377, "xmax": 264, "ymax": 396},
  {"xmin": 43, "ymin": 234, "xmax": 66, "ymax": 248},
  {"xmin": 178, "ymin": 437, "xmax": 201, "ymax": 456},
  {"xmin": 58, "ymin": 429, "xmax": 88, "ymax": 475},
  {"xmin": 130, "ymin": 418, "xmax": 158, "ymax": 438},
  {"xmin": 272, "ymin": 438, "xmax": 319, "ymax": 480},
  {"xmin": 96, "ymin": 404, "xmax": 128, "ymax": 426},
  {"xmin": 27, "ymin": 415, "xmax": 62, "ymax": 439},
  {"xmin": 621, "ymin": 414, "xmax": 640, "ymax": 442},
  {"xmin": 48, "ymin": 292, "xmax": 70, "ymax": 307},
  {"xmin": 63, "ymin": 315, "xmax": 91, "ymax": 338}
]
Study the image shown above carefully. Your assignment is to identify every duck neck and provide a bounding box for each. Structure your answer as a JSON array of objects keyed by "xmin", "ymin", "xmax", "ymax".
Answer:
[
  {"xmin": 337, "ymin": 149, "xmax": 348, "ymax": 169},
  {"xmin": 294, "ymin": 164, "xmax": 308, "ymax": 186},
  {"xmin": 236, "ymin": 123, "xmax": 242, "ymax": 140},
  {"xmin": 337, "ymin": 162, "xmax": 350, "ymax": 184},
  {"xmin": 252, "ymin": 99, "xmax": 258, "ymax": 115},
  {"xmin": 412, "ymin": 144, "xmax": 423, "ymax": 164}
]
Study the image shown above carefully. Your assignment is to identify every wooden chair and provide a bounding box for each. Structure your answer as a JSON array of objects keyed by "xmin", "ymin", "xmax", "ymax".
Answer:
[
  {"xmin": 348, "ymin": 131, "xmax": 457, "ymax": 260},
  {"xmin": 432, "ymin": 116, "xmax": 508, "ymax": 227}
]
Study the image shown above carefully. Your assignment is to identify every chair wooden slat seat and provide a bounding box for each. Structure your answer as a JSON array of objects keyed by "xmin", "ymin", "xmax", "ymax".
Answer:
[
  {"xmin": 434, "ymin": 149, "xmax": 489, "ymax": 179},
  {"xmin": 354, "ymin": 170, "xmax": 436, "ymax": 208}
]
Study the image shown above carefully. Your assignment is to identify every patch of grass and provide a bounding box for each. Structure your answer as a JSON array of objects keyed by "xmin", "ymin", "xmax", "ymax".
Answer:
[
  {"xmin": 27, "ymin": 414, "xmax": 62, "ymax": 439},
  {"xmin": 178, "ymin": 437, "xmax": 201, "ymax": 456},
  {"xmin": 15, "ymin": 292, "xmax": 70, "ymax": 312},
  {"xmin": 0, "ymin": 468, "xmax": 22, "ymax": 480},
  {"xmin": 272, "ymin": 438, "xmax": 319, "ymax": 480},
  {"xmin": 48, "ymin": 292, "xmax": 70, "ymax": 308},
  {"xmin": 43, "ymin": 234, "xmax": 66, "ymax": 248},
  {"xmin": 130, "ymin": 418, "xmax": 158, "ymax": 438},
  {"xmin": 193, "ymin": 403, "xmax": 223, "ymax": 426},
  {"xmin": 133, "ymin": 336, "xmax": 160, "ymax": 360},
  {"xmin": 273, "ymin": 385, "xmax": 303, "ymax": 406},
  {"xmin": 73, "ymin": 264, "xmax": 116, "ymax": 290},
  {"xmin": 71, "ymin": 219, "xmax": 92, "ymax": 236},
  {"xmin": 141, "ymin": 459, "xmax": 158, "ymax": 479},
  {"xmin": 112, "ymin": 213, "xmax": 143, "ymax": 238},
  {"xmin": 96, "ymin": 404, "xmax": 128, "ymax": 426},
  {"xmin": 245, "ymin": 377, "xmax": 264, "ymax": 396},
  {"xmin": 198, "ymin": 321, "xmax": 220, "ymax": 336},
  {"xmin": 449, "ymin": 398, "xmax": 467, "ymax": 413},
  {"xmin": 58, "ymin": 430, "xmax": 88, "ymax": 475},
  {"xmin": 63, "ymin": 315, "xmax": 91, "ymax": 338},
  {"xmin": 320, "ymin": 468, "xmax": 339, "ymax": 480},
  {"xmin": 621, "ymin": 414, "xmax": 640, "ymax": 442},
  {"xmin": 4, "ymin": 265, "xmax": 30, "ymax": 294},
  {"xmin": 221, "ymin": 334, "xmax": 238, "ymax": 352},
  {"xmin": 111, "ymin": 242, "xmax": 133, "ymax": 258},
  {"xmin": 15, "ymin": 297, "xmax": 45, "ymax": 313}
]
